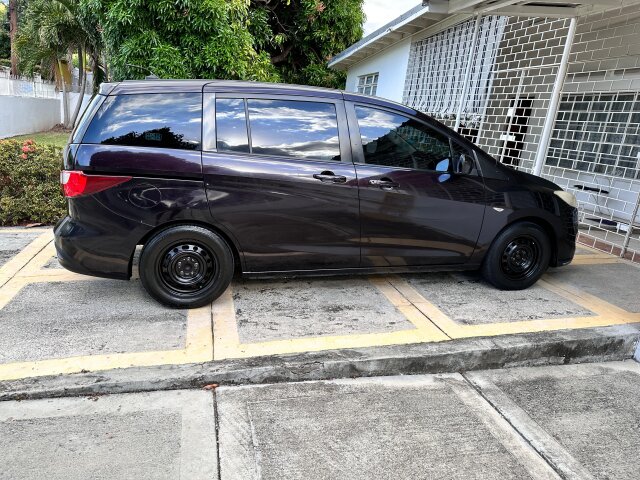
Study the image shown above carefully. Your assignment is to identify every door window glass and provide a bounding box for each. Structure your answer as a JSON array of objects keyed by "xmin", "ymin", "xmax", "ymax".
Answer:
[
  {"xmin": 216, "ymin": 98, "xmax": 250, "ymax": 153},
  {"xmin": 247, "ymin": 99, "xmax": 340, "ymax": 161},
  {"xmin": 82, "ymin": 93, "xmax": 201, "ymax": 150},
  {"xmin": 355, "ymin": 105, "xmax": 451, "ymax": 171}
]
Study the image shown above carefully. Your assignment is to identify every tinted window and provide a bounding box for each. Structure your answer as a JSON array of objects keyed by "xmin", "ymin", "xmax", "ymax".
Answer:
[
  {"xmin": 248, "ymin": 99, "xmax": 340, "ymax": 161},
  {"xmin": 216, "ymin": 98, "xmax": 249, "ymax": 153},
  {"xmin": 82, "ymin": 93, "xmax": 201, "ymax": 150},
  {"xmin": 71, "ymin": 94, "xmax": 104, "ymax": 144},
  {"xmin": 356, "ymin": 105, "xmax": 451, "ymax": 172}
]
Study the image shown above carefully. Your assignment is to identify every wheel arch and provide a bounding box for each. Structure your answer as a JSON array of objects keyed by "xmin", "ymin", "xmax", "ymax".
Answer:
[{"xmin": 134, "ymin": 220, "xmax": 244, "ymax": 276}]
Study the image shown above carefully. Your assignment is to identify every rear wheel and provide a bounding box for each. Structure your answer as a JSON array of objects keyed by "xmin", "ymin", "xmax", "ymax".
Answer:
[
  {"xmin": 481, "ymin": 221, "xmax": 551, "ymax": 290},
  {"xmin": 139, "ymin": 225, "xmax": 234, "ymax": 308}
]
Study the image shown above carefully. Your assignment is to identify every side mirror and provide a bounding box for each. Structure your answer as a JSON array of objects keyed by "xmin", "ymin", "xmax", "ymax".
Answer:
[{"xmin": 455, "ymin": 153, "xmax": 474, "ymax": 175}]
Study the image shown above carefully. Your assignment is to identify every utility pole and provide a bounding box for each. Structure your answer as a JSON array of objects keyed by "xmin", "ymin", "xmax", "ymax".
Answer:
[{"xmin": 9, "ymin": 0, "xmax": 18, "ymax": 76}]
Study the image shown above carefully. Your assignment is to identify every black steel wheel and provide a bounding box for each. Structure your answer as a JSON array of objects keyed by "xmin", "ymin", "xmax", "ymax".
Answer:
[
  {"xmin": 500, "ymin": 235, "xmax": 540, "ymax": 281},
  {"xmin": 140, "ymin": 225, "xmax": 234, "ymax": 308},
  {"xmin": 481, "ymin": 222, "xmax": 551, "ymax": 290}
]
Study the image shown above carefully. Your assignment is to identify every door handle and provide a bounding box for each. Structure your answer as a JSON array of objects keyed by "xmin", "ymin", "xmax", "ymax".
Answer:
[
  {"xmin": 313, "ymin": 171, "xmax": 347, "ymax": 184},
  {"xmin": 369, "ymin": 178, "xmax": 399, "ymax": 190}
]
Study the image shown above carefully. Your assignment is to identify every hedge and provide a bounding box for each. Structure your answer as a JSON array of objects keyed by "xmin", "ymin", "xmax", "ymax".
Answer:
[{"xmin": 0, "ymin": 139, "xmax": 67, "ymax": 225}]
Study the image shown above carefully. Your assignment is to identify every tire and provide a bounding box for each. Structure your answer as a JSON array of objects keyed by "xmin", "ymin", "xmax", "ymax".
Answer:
[
  {"xmin": 139, "ymin": 225, "xmax": 234, "ymax": 308},
  {"xmin": 481, "ymin": 221, "xmax": 551, "ymax": 290}
]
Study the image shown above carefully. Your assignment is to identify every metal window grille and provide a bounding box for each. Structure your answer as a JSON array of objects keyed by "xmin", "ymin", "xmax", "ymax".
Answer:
[
  {"xmin": 402, "ymin": 7, "xmax": 640, "ymax": 261},
  {"xmin": 357, "ymin": 73, "xmax": 379, "ymax": 96}
]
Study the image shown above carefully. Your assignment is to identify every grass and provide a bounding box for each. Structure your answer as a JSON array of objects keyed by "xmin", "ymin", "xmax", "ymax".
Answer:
[{"xmin": 6, "ymin": 130, "xmax": 70, "ymax": 148}]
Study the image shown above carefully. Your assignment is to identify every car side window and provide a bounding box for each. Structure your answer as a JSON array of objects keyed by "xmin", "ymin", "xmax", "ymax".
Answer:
[
  {"xmin": 355, "ymin": 105, "xmax": 451, "ymax": 172},
  {"xmin": 216, "ymin": 98, "xmax": 250, "ymax": 153},
  {"xmin": 82, "ymin": 93, "xmax": 201, "ymax": 150},
  {"xmin": 247, "ymin": 99, "xmax": 341, "ymax": 161}
]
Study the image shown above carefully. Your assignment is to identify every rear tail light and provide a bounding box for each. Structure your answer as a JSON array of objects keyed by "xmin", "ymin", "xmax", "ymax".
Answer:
[{"xmin": 60, "ymin": 170, "xmax": 131, "ymax": 198}]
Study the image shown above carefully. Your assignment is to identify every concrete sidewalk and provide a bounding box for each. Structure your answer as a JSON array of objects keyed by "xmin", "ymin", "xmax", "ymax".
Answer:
[{"xmin": 1, "ymin": 361, "xmax": 639, "ymax": 479}]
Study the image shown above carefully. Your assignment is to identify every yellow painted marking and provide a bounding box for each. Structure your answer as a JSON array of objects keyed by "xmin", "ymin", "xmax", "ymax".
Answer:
[
  {"xmin": 0, "ymin": 232, "xmax": 52, "ymax": 279},
  {"xmin": 0, "ymin": 304, "xmax": 214, "ymax": 381},
  {"xmin": 212, "ymin": 277, "xmax": 448, "ymax": 360},
  {"xmin": 569, "ymin": 256, "xmax": 621, "ymax": 265},
  {"xmin": 386, "ymin": 274, "xmax": 640, "ymax": 340}
]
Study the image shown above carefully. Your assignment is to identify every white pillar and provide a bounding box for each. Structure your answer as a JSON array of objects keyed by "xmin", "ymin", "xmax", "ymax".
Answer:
[
  {"xmin": 454, "ymin": 14, "xmax": 482, "ymax": 132},
  {"xmin": 532, "ymin": 16, "xmax": 577, "ymax": 177}
]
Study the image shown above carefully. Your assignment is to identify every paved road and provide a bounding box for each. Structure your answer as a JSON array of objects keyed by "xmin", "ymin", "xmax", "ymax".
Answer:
[{"xmin": 2, "ymin": 360, "xmax": 639, "ymax": 480}]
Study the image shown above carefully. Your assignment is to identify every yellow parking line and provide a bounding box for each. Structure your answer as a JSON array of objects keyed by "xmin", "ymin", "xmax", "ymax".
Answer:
[
  {"xmin": 0, "ymin": 304, "xmax": 214, "ymax": 381},
  {"xmin": 569, "ymin": 256, "xmax": 621, "ymax": 265},
  {"xmin": 386, "ymin": 274, "xmax": 640, "ymax": 340},
  {"xmin": 212, "ymin": 277, "xmax": 449, "ymax": 360},
  {"xmin": 0, "ymin": 232, "xmax": 52, "ymax": 280}
]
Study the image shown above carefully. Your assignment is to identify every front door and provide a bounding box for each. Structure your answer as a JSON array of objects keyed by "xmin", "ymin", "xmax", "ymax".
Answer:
[
  {"xmin": 348, "ymin": 103, "xmax": 486, "ymax": 267},
  {"xmin": 201, "ymin": 94, "xmax": 360, "ymax": 272}
]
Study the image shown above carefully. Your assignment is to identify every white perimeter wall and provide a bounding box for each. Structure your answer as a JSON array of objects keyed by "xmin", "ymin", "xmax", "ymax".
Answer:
[
  {"xmin": 0, "ymin": 93, "xmax": 92, "ymax": 139},
  {"xmin": 345, "ymin": 38, "xmax": 411, "ymax": 103},
  {"xmin": 0, "ymin": 96, "xmax": 61, "ymax": 139}
]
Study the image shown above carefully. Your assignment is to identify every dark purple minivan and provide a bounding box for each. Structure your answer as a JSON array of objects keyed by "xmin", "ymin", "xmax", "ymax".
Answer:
[{"xmin": 55, "ymin": 80, "xmax": 578, "ymax": 308}]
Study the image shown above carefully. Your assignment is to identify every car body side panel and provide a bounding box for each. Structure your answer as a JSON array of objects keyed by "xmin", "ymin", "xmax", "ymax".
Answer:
[{"xmin": 202, "ymin": 153, "xmax": 361, "ymax": 272}]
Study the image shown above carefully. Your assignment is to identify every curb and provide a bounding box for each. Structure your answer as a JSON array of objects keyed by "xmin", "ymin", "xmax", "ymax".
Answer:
[{"xmin": 1, "ymin": 324, "xmax": 639, "ymax": 401}]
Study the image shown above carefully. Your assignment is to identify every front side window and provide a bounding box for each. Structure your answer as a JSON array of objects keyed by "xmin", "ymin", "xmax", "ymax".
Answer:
[
  {"xmin": 82, "ymin": 93, "xmax": 201, "ymax": 150},
  {"xmin": 247, "ymin": 99, "xmax": 340, "ymax": 161},
  {"xmin": 355, "ymin": 105, "xmax": 451, "ymax": 172},
  {"xmin": 357, "ymin": 73, "xmax": 379, "ymax": 96}
]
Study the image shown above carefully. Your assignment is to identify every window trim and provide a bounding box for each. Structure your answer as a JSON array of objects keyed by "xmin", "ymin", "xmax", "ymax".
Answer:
[
  {"xmin": 206, "ymin": 93, "xmax": 351, "ymax": 164},
  {"xmin": 347, "ymin": 101, "xmax": 466, "ymax": 174},
  {"xmin": 356, "ymin": 73, "xmax": 379, "ymax": 96}
]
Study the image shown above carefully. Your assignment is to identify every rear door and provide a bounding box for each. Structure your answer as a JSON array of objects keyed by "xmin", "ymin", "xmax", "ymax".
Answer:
[
  {"xmin": 348, "ymin": 102, "xmax": 486, "ymax": 267},
  {"xmin": 201, "ymin": 92, "xmax": 361, "ymax": 272}
]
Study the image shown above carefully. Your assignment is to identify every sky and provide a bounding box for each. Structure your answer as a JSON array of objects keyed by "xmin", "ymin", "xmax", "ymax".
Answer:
[{"xmin": 362, "ymin": 0, "xmax": 422, "ymax": 36}]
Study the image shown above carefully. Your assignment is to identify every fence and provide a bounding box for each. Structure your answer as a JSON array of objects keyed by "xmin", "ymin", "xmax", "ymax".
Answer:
[
  {"xmin": 402, "ymin": 6, "xmax": 640, "ymax": 261},
  {"xmin": 0, "ymin": 69, "xmax": 58, "ymax": 98}
]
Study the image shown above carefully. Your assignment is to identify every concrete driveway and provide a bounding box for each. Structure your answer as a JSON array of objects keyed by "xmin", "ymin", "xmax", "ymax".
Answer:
[{"xmin": 0, "ymin": 227, "xmax": 638, "ymax": 388}]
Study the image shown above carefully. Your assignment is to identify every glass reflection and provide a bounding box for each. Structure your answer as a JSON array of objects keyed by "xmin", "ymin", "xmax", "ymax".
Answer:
[
  {"xmin": 355, "ymin": 106, "xmax": 451, "ymax": 172},
  {"xmin": 83, "ymin": 93, "xmax": 201, "ymax": 150},
  {"xmin": 216, "ymin": 98, "xmax": 250, "ymax": 153},
  {"xmin": 247, "ymin": 99, "xmax": 340, "ymax": 161}
]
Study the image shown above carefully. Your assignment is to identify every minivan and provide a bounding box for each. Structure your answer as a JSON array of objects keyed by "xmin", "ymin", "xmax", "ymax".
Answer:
[{"xmin": 55, "ymin": 80, "xmax": 578, "ymax": 308}]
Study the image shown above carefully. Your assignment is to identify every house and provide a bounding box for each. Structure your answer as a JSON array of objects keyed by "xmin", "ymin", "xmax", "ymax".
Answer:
[{"xmin": 329, "ymin": 0, "xmax": 640, "ymax": 261}]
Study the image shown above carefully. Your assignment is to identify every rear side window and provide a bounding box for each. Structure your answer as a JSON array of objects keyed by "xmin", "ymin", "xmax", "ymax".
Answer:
[
  {"xmin": 247, "ymin": 99, "xmax": 340, "ymax": 161},
  {"xmin": 71, "ymin": 94, "xmax": 104, "ymax": 144},
  {"xmin": 82, "ymin": 93, "xmax": 201, "ymax": 150},
  {"xmin": 216, "ymin": 98, "xmax": 250, "ymax": 153},
  {"xmin": 355, "ymin": 105, "xmax": 451, "ymax": 172}
]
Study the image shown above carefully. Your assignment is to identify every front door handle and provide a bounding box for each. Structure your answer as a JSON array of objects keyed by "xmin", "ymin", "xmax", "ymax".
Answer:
[
  {"xmin": 313, "ymin": 171, "xmax": 347, "ymax": 184},
  {"xmin": 369, "ymin": 178, "xmax": 399, "ymax": 190}
]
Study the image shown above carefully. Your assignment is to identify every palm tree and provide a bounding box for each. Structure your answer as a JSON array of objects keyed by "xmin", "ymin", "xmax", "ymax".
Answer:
[{"xmin": 17, "ymin": 0, "xmax": 104, "ymax": 127}]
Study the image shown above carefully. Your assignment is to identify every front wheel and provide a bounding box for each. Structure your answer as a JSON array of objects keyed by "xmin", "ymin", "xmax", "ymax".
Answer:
[
  {"xmin": 139, "ymin": 225, "xmax": 234, "ymax": 308},
  {"xmin": 481, "ymin": 222, "xmax": 551, "ymax": 290}
]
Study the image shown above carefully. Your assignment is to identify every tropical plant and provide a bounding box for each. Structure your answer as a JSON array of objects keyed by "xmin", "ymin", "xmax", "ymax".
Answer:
[{"xmin": 84, "ymin": 0, "xmax": 363, "ymax": 89}]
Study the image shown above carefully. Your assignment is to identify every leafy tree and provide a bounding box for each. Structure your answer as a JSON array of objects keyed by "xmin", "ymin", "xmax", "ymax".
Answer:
[
  {"xmin": 0, "ymin": 3, "xmax": 9, "ymax": 60},
  {"xmin": 84, "ymin": 0, "xmax": 363, "ymax": 88},
  {"xmin": 89, "ymin": 0, "xmax": 278, "ymax": 82},
  {"xmin": 249, "ymin": 0, "xmax": 364, "ymax": 88}
]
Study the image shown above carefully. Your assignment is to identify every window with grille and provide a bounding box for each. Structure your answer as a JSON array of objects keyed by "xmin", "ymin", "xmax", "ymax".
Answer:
[
  {"xmin": 357, "ymin": 73, "xmax": 379, "ymax": 96},
  {"xmin": 547, "ymin": 92, "xmax": 640, "ymax": 180}
]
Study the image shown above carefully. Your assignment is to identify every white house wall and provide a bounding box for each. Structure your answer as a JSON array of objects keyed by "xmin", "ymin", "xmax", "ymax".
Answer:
[{"xmin": 345, "ymin": 38, "xmax": 411, "ymax": 102}]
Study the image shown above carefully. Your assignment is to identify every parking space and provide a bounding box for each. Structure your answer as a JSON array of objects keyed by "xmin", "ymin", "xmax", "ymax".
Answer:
[{"xmin": 0, "ymin": 228, "xmax": 638, "ymax": 381}]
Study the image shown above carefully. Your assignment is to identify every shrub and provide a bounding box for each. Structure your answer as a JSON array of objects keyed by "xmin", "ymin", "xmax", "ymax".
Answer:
[{"xmin": 0, "ymin": 139, "xmax": 66, "ymax": 225}]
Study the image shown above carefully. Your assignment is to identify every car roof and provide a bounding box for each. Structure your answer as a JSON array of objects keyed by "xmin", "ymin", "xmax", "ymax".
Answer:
[{"xmin": 99, "ymin": 79, "xmax": 414, "ymax": 113}]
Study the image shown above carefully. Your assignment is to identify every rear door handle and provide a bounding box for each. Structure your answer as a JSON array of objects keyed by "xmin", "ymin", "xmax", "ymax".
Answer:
[
  {"xmin": 369, "ymin": 178, "xmax": 399, "ymax": 190},
  {"xmin": 313, "ymin": 171, "xmax": 347, "ymax": 184}
]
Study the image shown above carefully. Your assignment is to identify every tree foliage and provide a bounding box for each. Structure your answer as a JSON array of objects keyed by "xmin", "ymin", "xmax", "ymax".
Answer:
[{"xmin": 85, "ymin": 0, "xmax": 363, "ymax": 88}]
